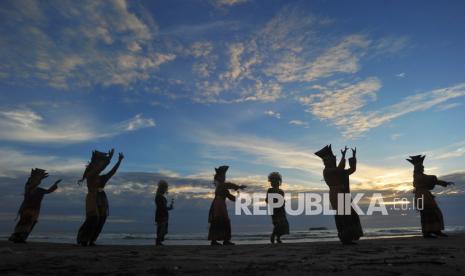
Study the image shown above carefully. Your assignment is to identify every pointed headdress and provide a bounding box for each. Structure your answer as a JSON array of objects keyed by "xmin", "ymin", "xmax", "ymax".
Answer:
[
  {"xmin": 314, "ymin": 144, "xmax": 335, "ymax": 159},
  {"xmin": 30, "ymin": 168, "xmax": 48, "ymax": 179},
  {"xmin": 406, "ymin": 155, "xmax": 425, "ymax": 166},
  {"xmin": 215, "ymin": 165, "xmax": 229, "ymax": 177}
]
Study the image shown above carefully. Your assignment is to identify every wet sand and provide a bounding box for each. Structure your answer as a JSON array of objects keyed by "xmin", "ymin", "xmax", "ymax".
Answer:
[{"xmin": 1, "ymin": 235, "xmax": 464, "ymax": 275}]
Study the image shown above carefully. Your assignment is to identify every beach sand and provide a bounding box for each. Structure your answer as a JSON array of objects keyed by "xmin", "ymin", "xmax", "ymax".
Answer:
[{"xmin": 1, "ymin": 235, "xmax": 464, "ymax": 275}]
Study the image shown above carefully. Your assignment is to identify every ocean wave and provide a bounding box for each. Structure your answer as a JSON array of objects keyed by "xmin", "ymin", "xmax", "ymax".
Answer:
[{"xmin": 2, "ymin": 225, "xmax": 464, "ymax": 245}]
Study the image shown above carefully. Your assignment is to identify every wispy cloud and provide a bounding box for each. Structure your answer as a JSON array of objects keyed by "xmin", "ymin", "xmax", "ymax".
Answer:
[
  {"xmin": 390, "ymin": 133, "xmax": 403, "ymax": 141},
  {"xmin": 289, "ymin": 120, "xmax": 309, "ymax": 128},
  {"xmin": 428, "ymin": 140, "xmax": 465, "ymax": 161},
  {"xmin": 0, "ymin": 108, "xmax": 155, "ymax": 143},
  {"xmin": 0, "ymin": 148, "xmax": 85, "ymax": 176},
  {"xmin": 342, "ymin": 83, "xmax": 465, "ymax": 137},
  {"xmin": 300, "ymin": 82, "xmax": 465, "ymax": 138},
  {"xmin": 267, "ymin": 35, "xmax": 371, "ymax": 83},
  {"xmin": 212, "ymin": 0, "xmax": 249, "ymax": 7},
  {"xmin": 436, "ymin": 102, "xmax": 461, "ymax": 111},
  {"xmin": 299, "ymin": 77, "xmax": 381, "ymax": 127},
  {"xmin": 196, "ymin": 130, "xmax": 322, "ymax": 174},
  {"xmin": 264, "ymin": 110, "xmax": 281, "ymax": 119}
]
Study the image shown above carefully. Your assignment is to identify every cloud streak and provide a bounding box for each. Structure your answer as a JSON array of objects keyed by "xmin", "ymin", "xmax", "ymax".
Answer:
[
  {"xmin": 300, "ymin": 82, "xmax": 465, "ymax": 137},
  {"xmin": 0, "ymin": 108, "xmax": 155, "ymax": 143}
]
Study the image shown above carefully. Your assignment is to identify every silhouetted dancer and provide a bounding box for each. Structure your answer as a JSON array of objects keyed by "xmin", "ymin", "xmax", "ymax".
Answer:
[
  {"xmin": 76, "ymin": 149, "xmax": 124, "ymax": 246},
  {"xmin": 315, "ymin": 145, "xmax": 363, "ymax": 245},
  {"xmin": 208, "ymin": 166, "xmax": 246, "ymax": 246},
  {"xmin": 155, "ymin": 180, "xmax": 174, "ymax": 246},
  {"xmin": 9, "ymin": 169, "xmax": 61, "ymax": 243},
  {"xmin": 407, "ymin": 155, "xmax": 453, "ymax": 238},
  {"xmin": 266, "ymin": 172, "xmax": 289, "ymax": 244}
]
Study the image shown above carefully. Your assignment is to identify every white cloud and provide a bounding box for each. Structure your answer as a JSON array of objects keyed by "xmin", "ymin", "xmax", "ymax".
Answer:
[
  {"xmin": 390, "ymin": 133, "xmax": 403, "ymax": 141},
  {"xmin": 0, "ymin": 148, "xmax": 85, "ymax": 176},
  {"xmin": 396, "ymin": 72, "xmax": 406, "ymax": 78},
  {"xmin": 121, "ymin": 114, "xmax": 156, "ymax": 131},
  {"xmin": 264, "ymin": 110, "xmax": 281, "ymax": 119},
  {"xmin": 375, "ymin": 36, "xmax": 409, "ymax": 55},
  {"xmin": 0, "ymin": 108, "xmax": 155, "ymax": 143},
  {"xmin": 221, "ymin": 43, "xmax": 246, "ymax": 81},
  {"xmin": 341, "ymin": 83, "xmax": 465, "ymax": 137},
  {"xmin": 212, "ymin": 0, "xmax": 249, "ymax": 7},
  {"xmin": 300, "ymin": 81, "xmax": 465, "ymax": 138},
  {"xmin": 299, "ymin": 77, "xmax": 381, "ymax": 122},
  {"xmin": 436, "ymin": 102, "xmax": 461, "ymax": 111},
  {"xmin": 428, "ymin": 140, "xmax": 465, "ymax": 161},
  {"xmin": 189, "ymin": 41, "xmax": 214, "ymax": 58},
  {"xmin": 302, "ymin": 35, "xmax": 370, "ymax": 82},
  {"xmin": 289, "ymin": 120, "xmax": 309, "ymax": 128},
  {"xmin": 265, "ymin": 35, "xmax": 370, "ymax": 83},
  {"xmin": 0, "ymin": 0, "xmax": 175, "ymax": 89}
]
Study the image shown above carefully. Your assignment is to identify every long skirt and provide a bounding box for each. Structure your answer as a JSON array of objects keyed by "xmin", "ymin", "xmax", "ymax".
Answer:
[
  {"xmin": 416, "ymin": 190, "xmax": 444, "ymax": 234},
  {"xmin": 77, "ymin": 191, "xmax": 108, "ymax": 245},
  {"xmin": 271, "ymin": 213, "xmax": 290, "ymax": 236},
  {"xmin": 208, "ymin": 197, "xmax": 231, "ymax": 241},
  {"xmin": 156, "ymin": 221, "xmax": 168, "ymax": 242},
  {"xmin": 334, "ymin": 207, "xmax": 363, "ymax": 243},
  {"xmin": 9, "ymin": 208, "xmax": 39, "ymax": 243}
]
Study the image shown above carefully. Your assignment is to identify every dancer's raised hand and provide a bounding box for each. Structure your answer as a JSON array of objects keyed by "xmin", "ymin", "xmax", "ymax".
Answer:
[
  {"xmin": 341, "ymin": 146, "xmax": 348, "ymax": 157},
  {"xmin": 108, "ymin": 148, "xmax": 115, "ymax": 159}
]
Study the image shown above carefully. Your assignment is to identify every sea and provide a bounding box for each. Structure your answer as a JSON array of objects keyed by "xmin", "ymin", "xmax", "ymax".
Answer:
[{"xmin": 2, "ymin": 226, "xmax": 465, "ymax": 245}]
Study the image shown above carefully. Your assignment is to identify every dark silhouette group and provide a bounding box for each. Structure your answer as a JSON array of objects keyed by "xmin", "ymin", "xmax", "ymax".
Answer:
[{"xmin": 8, "ymin": 145, "xmax": 454, "ymax": 246}]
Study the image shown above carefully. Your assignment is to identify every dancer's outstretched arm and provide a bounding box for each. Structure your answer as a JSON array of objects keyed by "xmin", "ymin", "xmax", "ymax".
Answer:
[
  {"xmin": 226, "ymin": 190, "xmax": 236, "ymax": 202},
  {"xmin": 437, "ymin": 179, "xmax": 454, "ymax": 187},
  {"xmin": 45, "ymin": 179, "xmax": 61, "ymax": 194},
  {"xmin": 225, "ymin": 182, "xmax": 247, "ymax": 190},
  {"xmin": 101, "ymin": 153, "xmax": 124, "ymax": 186}
]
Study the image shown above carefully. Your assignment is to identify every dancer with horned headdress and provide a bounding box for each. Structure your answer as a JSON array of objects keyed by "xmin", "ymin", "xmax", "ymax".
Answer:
[
  {"xmin": 266, "ymin": 172, "xmax": 289, "ymax": 244},
  {"xmin": 407, "ymin": 155, "xmax": 453, "ymax": 238},
  {"xmin": 9, "ymin": 169, "xmax": 61, "ymax": 243},
  {"xmin": 208, "ymin": 166, "xmax": 246, "ymax": 245},
  {"xmin": 77, "ymin": 149, "xmax": 124, "ymax": 246},
  {"xmin": 315, "ymin": 145, "xmax": 363, "ymax": 244}
]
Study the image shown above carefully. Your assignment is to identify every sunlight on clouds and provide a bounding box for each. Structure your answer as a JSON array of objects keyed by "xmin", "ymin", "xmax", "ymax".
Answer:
[
  {"xmin": 193, "ymin": 130, "xmax": 433, "ymax": 192},
  {"xmin": 196, "ymin": 131, "xmax": 323, "ymax": 174}
]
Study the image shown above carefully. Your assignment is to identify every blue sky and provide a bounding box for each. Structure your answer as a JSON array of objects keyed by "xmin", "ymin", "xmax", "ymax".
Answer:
[{"xmin": 0, "ymin": 0, "xmax": 464, "ymax": 233}]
